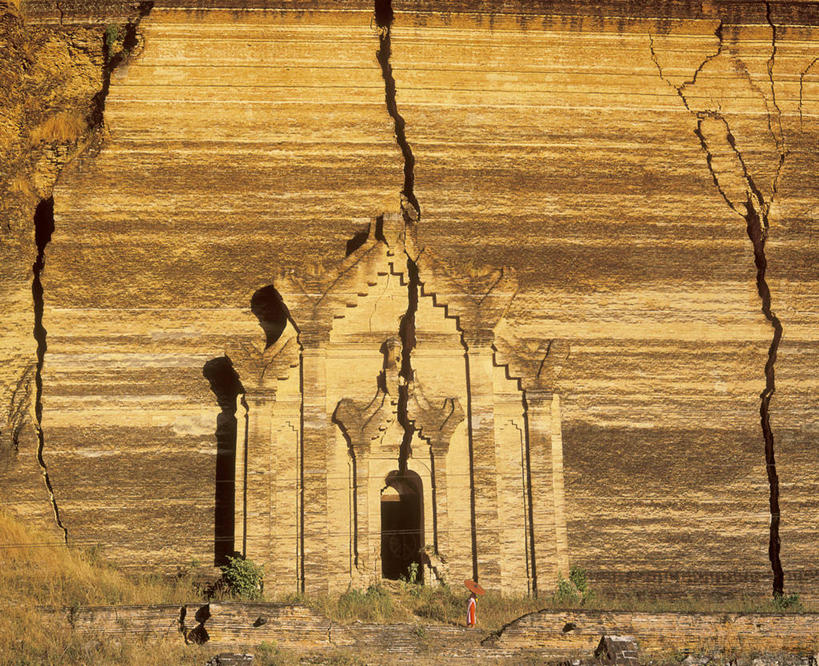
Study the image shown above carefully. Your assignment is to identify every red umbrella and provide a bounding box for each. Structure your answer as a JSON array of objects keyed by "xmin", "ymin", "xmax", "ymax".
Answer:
[{"xmin": 464, "ymin": 579, "xmax": 485, "ymax": 596}]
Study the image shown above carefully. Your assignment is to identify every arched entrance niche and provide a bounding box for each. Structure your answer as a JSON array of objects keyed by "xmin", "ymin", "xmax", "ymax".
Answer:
[{"xmin": 380, "ymin": 470, "xmax": 424, "ymax": 581}]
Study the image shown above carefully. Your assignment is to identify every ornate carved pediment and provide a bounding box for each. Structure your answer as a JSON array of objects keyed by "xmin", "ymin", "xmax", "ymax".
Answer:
[
  {"xmin": 334, "ymin": 391, "xmax": 397, "ymax": 456},
  {"xmin": 407, "ymin": 374, "xmax": 464, "ymax": 455},
  {"xmin": 333, "ymin": 337, "xmax": 401, "ymax": 455},
  {"xmin": 415, "ymin": 250, "xmax": 518, "ymax": 344},
  {"xmin": 227, "ymin": 324, "xmax": 300, "ymax": 393},
  {"xmin": 493, "ymin": 322, "xmax": 570, "ymax": 393},
  {"xmin": 269, "ymin": 215, "xmax": 519, "ymax": 350},
  {"xmin": 272, "ymin": 215, "xmax": 413, "ymax": 342},
  {"xmin": 407, "ymin": 374, "xmax": 464, "ymax": 453}
]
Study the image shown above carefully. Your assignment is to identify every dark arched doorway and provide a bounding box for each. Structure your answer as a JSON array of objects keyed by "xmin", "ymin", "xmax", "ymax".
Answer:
[{"xmin": 381, "ymin": 471, "xmax": 424, "ymax": 581}]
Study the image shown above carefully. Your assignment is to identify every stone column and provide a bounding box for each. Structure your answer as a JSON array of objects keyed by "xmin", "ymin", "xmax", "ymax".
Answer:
[
  {"xmin": 300, "ymin": 330, "xmax": 332, "ymax": 596},
  {"xmin": 429, "ymin": 445, "xmax": 450, "ymax": 557},
  {"xmin": 243, "ymin": 388, "xmax": 277, "ymax": 566},
  {"xmin": 330, "ymin": 407, "xmax": 372, "ymax": 578},
  {"xmin": 234, "ymin": 394, "xmax": 248, "ymax": 556},
  {"xmin": 270, "ymin": 409, "xmax": 301, "ymax": 594},
  {"xmin": 551, "ymin": 394, "xmax": 569, "ymax": 577},
  {"xmin": 463, "ymin": 332, "xmax": 502, "ymax": 586},
  {"xmin": 353, "ymin": 449, "xmax": 371, "ymax": 576},
  {"xmin": 334, "ymin": 390, "xmax": 396, "ymax": 583},
  {"xmin": 524, "ymin": 388, "xmax": 559, "ymax": 594},
  {"xmin": 493, "ymin": 401, "xmax": 530, "ymax": 595}
]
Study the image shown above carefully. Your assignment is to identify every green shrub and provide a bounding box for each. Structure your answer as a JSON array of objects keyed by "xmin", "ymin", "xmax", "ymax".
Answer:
[
  {"xmin": 220, "ymin": 555, "xmax": 264, "ymax": 600},
  {"xmin": 403, "ymin": 561, "xmax": 420, "ymax": 585},
  {"xmin": 772, "ymin": 591, "xmax": 801, "ymax": 611},
  {"xmin": 554, "ymin": 575, "xmax": 579, "ymax": 604},
  {"xmin": 104, "ymin": 24, "xmax": 120, "ymax": 50},
  {"xmin": 554, "ymin": 566, "xmax": 592, "ymax": 606},
  {"xmin": 569, "ymin": 565, "xmax": 588, "ymax": 594}
]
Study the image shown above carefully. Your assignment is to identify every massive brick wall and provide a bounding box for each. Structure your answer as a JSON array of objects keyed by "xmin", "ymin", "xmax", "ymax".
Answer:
[{"xmin": 1, "ymin": 0, "xmax": 817, "ymax": 600}]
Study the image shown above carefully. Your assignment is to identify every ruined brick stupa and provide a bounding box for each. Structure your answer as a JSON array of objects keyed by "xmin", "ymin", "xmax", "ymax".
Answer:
[{"xmin": 1, "ymin": 0, "xmax": 817, "ymax": 601}]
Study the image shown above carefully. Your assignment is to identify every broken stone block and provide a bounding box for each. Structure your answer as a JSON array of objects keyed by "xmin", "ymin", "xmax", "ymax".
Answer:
[{"xmin": 594, "ymin": 635, "xmax": 639, "ymax": 665}]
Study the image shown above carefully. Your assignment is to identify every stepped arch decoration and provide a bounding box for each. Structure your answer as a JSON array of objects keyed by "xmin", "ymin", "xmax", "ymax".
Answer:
[{"xmin": 227, "ymin": 212, "xmax": 570, "ymax": 596}]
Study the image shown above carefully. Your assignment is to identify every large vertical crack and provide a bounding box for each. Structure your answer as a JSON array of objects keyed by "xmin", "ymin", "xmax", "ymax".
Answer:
[
  {"xmin": 375, "ymin": 0, "xmax": 420, "ymax": 223},
  {"xmin": 375, "ymin": 0, "xmax": 421, "ymax": 470},
  {"xmin": 32, "ymin": 197, "xmax": 67, "ymax": 542},
  {"xmin": 743, "ymin": 194, "xmax": 785, "ymax": 597},
  {"xmin": 649, "ymin": 28, "xmax": 786, "ymax": 596},
  {"xmin": 397, "ymin": 258, "xmax": 419, "ymax": 470},
  {"xmin": 702, "ymin": 116, "xmax": 785, "ymax": 597},
  {"xmin": 25, "ymin": 1, "xmax": 154, "ymax": 542}
]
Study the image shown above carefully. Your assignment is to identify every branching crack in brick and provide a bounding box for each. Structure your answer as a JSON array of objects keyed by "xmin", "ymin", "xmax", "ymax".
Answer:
[
  {"xmin": 695, "ymin": 115, "xmax": 785, "ymax": 596},
  {"xmin": 693, "ymin": 117, "xmax": 740, "ymax": 214},
  {"xmin": 648, "ymin": 23, "xmax": 724, "ymax": 111},
  {"xmin": 32, "ymin": 197, "xmax": 67, "ymax": 542},
  {"xmin": 649, "ymin": 32, "xmax": 786, "ymax": 595},
  {"xmin": 375, "ymin": 0, "xmax": 421, "ymax": 470},
  {"xmin": 765, "ymin": 1, "xmax": 785, "ymax": 153},
  {"xmin": 763, "ymin": 2, "xmax": 788, "ymax": 207},
  {"xmin": 798, "ymin": 57, "xmax": 818, "ymax": 131}
]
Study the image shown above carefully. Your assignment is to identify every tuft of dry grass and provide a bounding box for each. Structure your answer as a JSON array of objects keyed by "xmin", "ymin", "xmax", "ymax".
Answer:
[
  {"xmin": 576, "ymin": 590, "xmax": 816, "ymax": 615},
  {"xmin": 298, "ymin": 580, "xmax": 544, "ymax": 632},
  {"xmin": 8, "ymin": 173, "xmax": 35, "ymax": 199},
  {"xmin": 28, "ymin": 111, "xmax": 87, "ymax": 146},
  {"xmin": 1, "ymin": 0, "xmax": 23, "ymax": 15},
  {"xmin": 0, "ymin": 608, "xmax": 207, "ymax": 666}
]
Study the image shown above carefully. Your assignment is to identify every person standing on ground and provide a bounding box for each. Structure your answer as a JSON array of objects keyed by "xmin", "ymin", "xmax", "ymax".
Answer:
[
  {"xmin": 466, "ymin": 591, "xmax": 477, "ymax": 627},
  {"xmin": 464, "ymin": 579, "xmax": 484, "ymax": 627}
]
